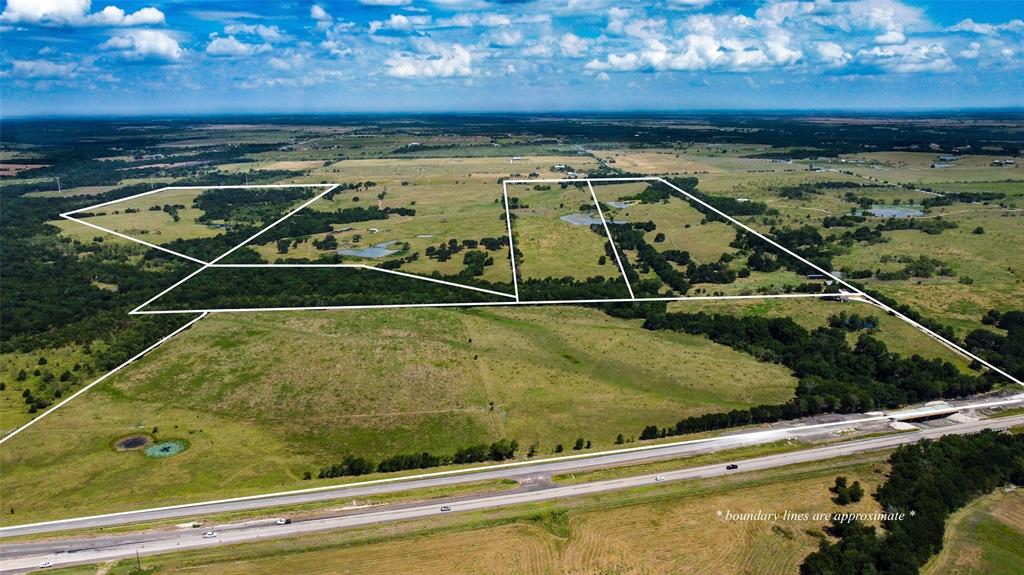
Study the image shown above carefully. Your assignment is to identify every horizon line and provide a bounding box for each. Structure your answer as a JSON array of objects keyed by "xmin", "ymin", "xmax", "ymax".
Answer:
[{"xmin": 3, "ymin": 106, "xmax": 1024, "ymax": 121}]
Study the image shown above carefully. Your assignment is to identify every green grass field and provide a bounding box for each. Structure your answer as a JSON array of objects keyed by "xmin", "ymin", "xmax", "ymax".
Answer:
[
  {"xmin": 0, "ymin": 305, "xmax": 797, "ymax": 524},
  {"xmin": 509, "ymin": 183, "xmax": 616, "ymax": 281},
  {"xmin": 922, "ymin": 489, "xmax": 1024, "ymax": 575}
]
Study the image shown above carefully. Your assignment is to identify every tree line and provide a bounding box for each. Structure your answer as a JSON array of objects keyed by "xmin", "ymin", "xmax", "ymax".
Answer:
[{"xmin": 801, "ymin": 430, "xmax": 1024, "ymax": 575}]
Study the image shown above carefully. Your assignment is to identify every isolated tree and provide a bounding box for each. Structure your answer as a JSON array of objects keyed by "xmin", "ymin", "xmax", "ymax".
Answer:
[
  {"xmin": 654, "ymin": 232, "xmax": 666, "ymax": 242},
  {"xmin": 276, "ymin": 239, "xmax": 290, "ymax": 254},
  {"xmin": 973, "ymin": 226, "xmax": 985, "ymax": 234},
  {"xmin": 615, "ymin": 434, "xmax": 625, "ymax": 445},
  {"xmin": 848, "ymin": 481, "xmax": 865, "ymax": 503},
  {"xmin": 573, "ymin": 437, "xmax": 585, "ymax": 451},
  {"xmin": 554, "ymin": 444, "xmax": 564, "ymax": 453}
]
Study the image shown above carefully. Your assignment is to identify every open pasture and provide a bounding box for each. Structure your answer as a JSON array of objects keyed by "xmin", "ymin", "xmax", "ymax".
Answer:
[{"xmin": 0, "ymin": 305, "xmax": 798, "ymax": 524}]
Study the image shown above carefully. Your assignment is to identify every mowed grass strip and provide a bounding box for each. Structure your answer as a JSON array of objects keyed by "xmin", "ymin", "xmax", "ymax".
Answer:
[{"xmin": 0, "ymin": 306, "xmax": 796, "ymax": 524}]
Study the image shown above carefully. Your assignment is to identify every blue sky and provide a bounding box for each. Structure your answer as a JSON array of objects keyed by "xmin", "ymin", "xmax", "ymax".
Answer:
[{"xmin": 1, "ymin": 0, "xmax": 1022, "ymax": 116}]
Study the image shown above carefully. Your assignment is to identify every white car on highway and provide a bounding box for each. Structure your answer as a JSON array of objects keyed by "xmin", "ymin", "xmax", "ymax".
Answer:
[{"xmin": 202, "ymin": 531, "xmax": 218, "ymax": 538}]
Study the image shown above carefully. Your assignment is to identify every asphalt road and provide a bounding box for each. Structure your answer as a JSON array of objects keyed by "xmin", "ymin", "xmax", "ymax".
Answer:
[
  {"xmin": 2, "ymin": 394, "xmax": 1020, "ymax": 543},
  {"xmin": 2, "ymin": 415, "xmax": 1020, "ymax": 574}
]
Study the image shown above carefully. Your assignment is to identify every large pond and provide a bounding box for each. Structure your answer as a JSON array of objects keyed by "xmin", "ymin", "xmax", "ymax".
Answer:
[
  {"xmin": 560, "ymin": 213, "xmax": 628, "ymax": 226},
  {"xmin": 338, "ymin": 240, "xmax": 400, "ymax": 258},
  {"xmin": 859, "ymin": 206, "xmax": 924, "ymax": 218}
]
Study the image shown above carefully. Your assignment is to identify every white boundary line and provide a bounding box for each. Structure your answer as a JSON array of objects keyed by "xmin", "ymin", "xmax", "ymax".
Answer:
[
  {"xmin": 0, "ymin": 313, "xmax": 207, "ymax": 447},
  {"xmin": 62, "ymin": 183, "xmax": 518, "ymax": 308},
  {"xmin": 59, "ymin": 215, "xmax": 211, "ymax": 266},
  {"xmin": 3, "ymin": 393, "xmax": 1020, "ymax": 535},
  {"xmin": 131, "ymin": 292, "xmax": 846, "ymax": 315},
  {"xmin": 501, "ymin": 180, "xmax": 521, "ymax": 302},
  {"xmin": 586, "ymin": 180, "xmax": 635, "ymax": 299},
  {"xmin": 58, "ymin": 184, "xmax": 337, "ymax": 266},
  {"xmin": 128, "ymin": 184, "xmax": 341, "ymax": 314},
  {"xmin": 647, "ymin": 177, "xmax": 1022, "ymax": 386},
  {"xmin": 208, "ymin": 263, "xmax": 517, "ymax": 300}
]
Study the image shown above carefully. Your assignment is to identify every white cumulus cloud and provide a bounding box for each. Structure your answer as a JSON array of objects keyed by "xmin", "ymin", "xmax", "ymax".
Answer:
[
  {"xmin": 206, "ymin": 35, "xmax": 270, "ymax": 57},
  {"xmin": 100, "ymin": 30, "xmax": 183, "ymax": 61},
  {"xmin": 386, "ymin": 42, "xmax": 473, "ymax": 78},
  {"xmin": 1, "ymin": 0, "xmax": 164, "ymax": 26}
]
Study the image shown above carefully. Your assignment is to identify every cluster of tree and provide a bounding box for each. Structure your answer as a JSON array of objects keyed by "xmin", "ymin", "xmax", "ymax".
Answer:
[
  {"xmin": 828, "ymin": 312, "xmax": 878, "ymax": 331},
  {"xmin": 150, "ymin": 266, "xmax": 500, "ymax": 310},
  {"xmin": 193, "ymin": 187, "xmax": 316, "ymax": 224},
  {"xmin": 774, "ymin": 181, "xmax": 885, "ymax": 200},
  {"xmin": 801, "ymin": 430, "xmax": 1024, "ymax": 575},
  {"xmin": 148, "ymin": 203, "xmax": 185, "ymax": 222},
  {"xmin": 507, "ymin": 196, "xmax": 529, "ymax": 209},
  {"xmin": 921, "ymin": 191, "xmax": 1005, "ymax": 208},
  {"xmin": 519, "ymin": 276, "xmax": 633, "ymax": 301},
  {"xmin": 965, "ymin": 309, "xmax": 1024, "ymax": 380},
  {"xmin": 686, "ymin": 261, "xmax": 737, "ymax": 284},
  {"xmin": 317, "ymin": 439, "xmax": 519, "ymax": 478},
  {"xmin": 635, "ymin": 307, "xmax": 991, "ymax": 439},
  {"xmin": 875, "ymin": 217, "xmax": 958, "ymax": 235},
  {"xmin": 822, "ymin": 214, "xmax": 868, "ymax": 228},
  {"xmin": 322, "ymin": 181, "xmax": 375, "ymax": 200},
  {"xmin": 829, "ymin": 476, "xmax": 865, "ymax": 505},
  {"xmin": 875, "ymin": 255, "xmax": 954, "ymax": 281},
  {"xmin": 253, "ymin": 206, "xmax": 413, "ymax": 247},
  {"xmin": 607, "ymin": 224, "xmax": 691, "ymax": 293},
  {"xmin": 461, "ymin": 250, "xmax": 494, "ymax": 277},
  {"xmin": 311, "ymin": 234, "xmax": 338, "ymax": 251},
  {"xmin": 425, "ymin": 236, "xmax": 509, "ymax": 264}
]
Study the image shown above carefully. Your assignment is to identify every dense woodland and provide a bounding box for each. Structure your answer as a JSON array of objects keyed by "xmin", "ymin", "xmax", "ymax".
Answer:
[{"xmin": 801, "ymin": 430, "xmax": 1024, "ymax": 575}]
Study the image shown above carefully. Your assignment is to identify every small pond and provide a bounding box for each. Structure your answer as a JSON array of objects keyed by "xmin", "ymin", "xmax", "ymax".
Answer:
[
  {"xmin": 144, "ymin": 439, "xmax": 190, "ymax": 459},
  {"xmin": 112, "ymin": 434, "xmax": 152, "ymax": 451},
  {"xmin": 560, "ymin": 213, "xmax": 628, "ymax": 226},
  {"xmin": 859, "ymin": 206, "xmax": 924, "ymax": 218},
  {"xmin": 338, "ymin": 240, "xmax": 400, "ymax": 258}
]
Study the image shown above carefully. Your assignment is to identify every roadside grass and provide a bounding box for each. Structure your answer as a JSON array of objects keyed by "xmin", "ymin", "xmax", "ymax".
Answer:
[
  {"xmin": 922, "ymin": 489, "xmax": 1024, "ymax": 575},
  {"xmin": 0, "ymin": 305, "xmax": 797, "ymax": 525},
  {"xmin": 552, "ymin": 439, "xmax": 807, "ymax": 484},
  {"xmin": 47, "ymin": 454, "xmax": 889, "ymax": 575}
]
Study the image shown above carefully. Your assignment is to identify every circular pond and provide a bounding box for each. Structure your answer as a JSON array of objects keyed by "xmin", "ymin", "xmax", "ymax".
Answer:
[
  {"xmin": 111, "ymin": 434, "xmax": 153, "ymax": 452},
  {"xmin": 144, "ymin": 439, "xmax": 189, "ymax": 459}
]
